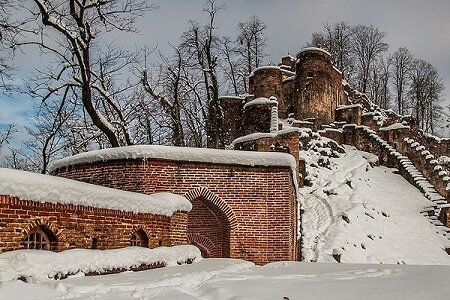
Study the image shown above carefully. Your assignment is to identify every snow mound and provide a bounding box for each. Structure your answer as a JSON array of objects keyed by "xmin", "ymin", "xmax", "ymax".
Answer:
[
  {"xmin": 0, "ymin": 168, "xmax": 192, "ymax": 216},
  {"xmin": 0, "ymin": 245, "xmax": 201, "ymax": 282},
  {"xmin": 300, "ymin": 145, "xmax": 450, "ymax": 265}
]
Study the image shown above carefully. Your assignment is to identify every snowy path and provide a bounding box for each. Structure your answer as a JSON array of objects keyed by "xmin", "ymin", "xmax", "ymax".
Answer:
[
  {"xmin": 300, "ymin": 145, "xmax": 450, "ymax": 264},
  {"xmin": 2, "ymin": 259, "xmax": 450, "ymax": 299}
]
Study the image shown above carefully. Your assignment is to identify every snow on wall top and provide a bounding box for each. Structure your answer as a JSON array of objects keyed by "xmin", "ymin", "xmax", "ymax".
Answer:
[
  {"xmin": 49, "ymin": 145, "xmax": 296, "ymax": 174},
  {"xmin": 218, "ymin": 95, "xmax": 245, "ymax": 101},
  {"xmin": 232, "ymin": 127, "xmax": 308, "ymax": 145},
  {"xmin": 249, "ymin": 66, "xmax": 281, "ymax": 77},
  {"xmin": 296, "ymin": 47, "xmax": 331, "ymax": 58},
  {"xmin": 0, "ymin": 168, "xmax": 192, "ymax": 216},
  {"xmin": 243, "ymin": 97, "xmax": 278, "ymax": 109},
  {"xmin": 379, "ymin": 123, "xmax": 410, "ymax": 131},
  {"xmin": 336, "ymin": 104, "xmax": 363, "ymax": 111}
]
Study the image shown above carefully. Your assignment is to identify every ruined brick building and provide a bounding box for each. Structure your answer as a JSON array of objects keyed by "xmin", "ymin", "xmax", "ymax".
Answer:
[{"xmin": 1, "ymin": 47, "xmax": 449, "ymax": 264}]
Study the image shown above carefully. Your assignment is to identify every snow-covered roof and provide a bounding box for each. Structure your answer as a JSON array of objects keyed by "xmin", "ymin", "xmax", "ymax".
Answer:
[
  {"xmin": 296, "ymin": 47, "xmax": 331, "ymax": 58},
  {"xmin": 49, "ymin": 145, "xmax": 296, "ymax": 174},
  {"xmin": 379, "ymin": 123, "xmax": 410, "ymax": 131},
  {"xmin": 243, "ymin": 97, "xmax": 278, "ymax": 109},
  {"xmin": 0, "ymin": 168, "xmax": 192, "ymax": 216}
]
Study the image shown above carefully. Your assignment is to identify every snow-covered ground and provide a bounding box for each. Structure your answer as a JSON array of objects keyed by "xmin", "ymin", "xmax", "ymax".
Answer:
[
  {"xmin": 0, "ymin": 246, "xmax": 201, "ymax": 282},
  {"xmin": 1, "ymin": 258, "xmax": 450, "ymax": 299},
  {"xmin": 300, "ymin": 141, "xmax": 449, "ymax": 264},
  {"xmin": 1, "ymin": 137, "xmax": 449, "ymax": 299}
]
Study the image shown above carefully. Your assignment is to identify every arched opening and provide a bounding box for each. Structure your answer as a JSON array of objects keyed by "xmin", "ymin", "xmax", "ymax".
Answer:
[
  {"xmin": 188, "ymin": 197, "xmax": 231, "ymax": 257},
  {"xmin": 194, "ymin": 243, "xmax": 210, "ymax": 258},
  {"xmin": 24, "ymin": 226, "xmax": 57, "ymax": 250},
  {"xmin": 130, "ymin": 229, "xmax": 149, "ymax": 247}
]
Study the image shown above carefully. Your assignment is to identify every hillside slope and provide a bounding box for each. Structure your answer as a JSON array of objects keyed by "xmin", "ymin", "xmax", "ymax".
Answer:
[{"xmin": 300, "ymin": 140, "xmax": 449, "ymax": 265}]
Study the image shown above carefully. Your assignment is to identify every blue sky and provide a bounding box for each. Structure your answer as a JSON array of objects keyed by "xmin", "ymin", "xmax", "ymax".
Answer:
[{"xmin": 2, "ymin": 0, "xmax": 450, "ymax": 138}]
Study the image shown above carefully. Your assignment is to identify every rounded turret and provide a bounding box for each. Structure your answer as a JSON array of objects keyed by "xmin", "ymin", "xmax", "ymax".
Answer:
[
  {"xmin": 242, "ymin": 96, "xmax": 278, "ymax": 136},
  {"xmin": 294, "ymin": 47, "xmax": 348, "ymax": 125}
]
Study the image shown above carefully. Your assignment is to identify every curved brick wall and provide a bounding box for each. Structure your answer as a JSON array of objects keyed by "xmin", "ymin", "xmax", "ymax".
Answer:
[
  {"xmin": 295, "ymin": 49, "xmax": 348, "ymax": 124},
  {"xmin": 52, "ymin": 158, "xmax": 298, "ymax": 265}
]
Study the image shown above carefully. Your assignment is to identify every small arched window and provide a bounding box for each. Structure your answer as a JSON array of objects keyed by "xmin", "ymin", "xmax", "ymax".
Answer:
[
  {"xmin": 24, "ymin": 227, "xmax": 54, "ymax": 250},
  {"xmin": 130, "ymin": 229, "xmax": 149, "ymax": 247}
]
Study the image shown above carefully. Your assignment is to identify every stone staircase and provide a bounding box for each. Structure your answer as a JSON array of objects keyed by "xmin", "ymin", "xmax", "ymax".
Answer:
[{"xmin": 359, "ymin": 126, "xmax": 450, "ymax": 244}]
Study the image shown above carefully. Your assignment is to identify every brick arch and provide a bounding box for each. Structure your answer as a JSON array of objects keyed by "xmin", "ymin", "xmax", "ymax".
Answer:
[
  {"xmin": 184, "ymin": 187, "xmax": 238, "ymax": 231},
  {"xmin": 184, "ymin": 187, "xmax": 237, "ymax": 258},
  {"xmin": 130, "ymin": 225, "xmax": 165, "ymax": 248},
  {"xmin": 187, "ymin": 233, "xmax": 216, "ymax": 258},
  {"xmin": 22, "ymin": 219, "xmax": 67, "ymax": 250}
]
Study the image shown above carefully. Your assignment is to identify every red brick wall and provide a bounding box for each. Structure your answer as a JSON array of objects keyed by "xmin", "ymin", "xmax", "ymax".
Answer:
[
  {"xmin": 52, "ymin": 159, "xmax": 298, "ymax": 265},
  {"xmin": 242, "ymin": 103, "xmax": 274, "ymax": 135},
  {"xmin": 295, "ymin": 50, "xmax": 348, "ymax": 125},
  {"xmin": 0, "ymin": 195, "xmax": 187, "ymax": 253}
]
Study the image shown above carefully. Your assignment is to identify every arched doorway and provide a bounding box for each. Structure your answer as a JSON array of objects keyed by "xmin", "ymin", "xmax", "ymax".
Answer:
[{"xmin": 184, "ymin": 188, "xmax": 236, "ymax": 258}]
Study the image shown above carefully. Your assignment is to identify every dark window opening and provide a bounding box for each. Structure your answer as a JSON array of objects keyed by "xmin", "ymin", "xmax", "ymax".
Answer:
[
  {"xmin": 24, "ymin": 226, "xmax": 56, "ymax": 250},
  {"xmin": 130, "ymin": 229, "xmax": 149, "ymax": 247}
]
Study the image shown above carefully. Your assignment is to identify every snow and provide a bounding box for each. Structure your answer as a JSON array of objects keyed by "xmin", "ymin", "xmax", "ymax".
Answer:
[
  {"xmin": 249, "ymin": 66, "xmax": 281, "ymax": 77},
  {"xmin": 0, "ymin": 245, "xmax": 201, "ymax": 282},
  {"xmin": 333, "ymin": 65, "xmax": 343, "ymax": 74},
  {"xmin": 300, "ymin": 145, "xmax": 450, "ymax": 265},
  {"xmin": 232, "ymin": 127, "xmax": 310, "ymax": 145},
  {"xmin": 48, "ymin": 145, "xmax": 297, "ymax": 174},
  {"xmin": 1, "ymin": 259, "xmax": 450, "ymax": 299},
  {"xmin": 270, "ymin": 104, "xmax": 279, "ymax": 133},
  {"xmin": 379, "ymin": 123, "xmax": 410, "ymax": 131},
  {"xmin": 242, "ymin": 96, "xmax": 278, "ymax": 109},
  {"xmin": 297, "ymin": 47, "xmax": 332, "ymax": 57},
  {"xmin": 217, "ymin": 95, "xmax": 244, "ymax": 100},
  {"xmin": 0, "ymin": 168, "xmax": 192, "ymax": 216},
  {"xmin": 336, "ymin": 104, "xmax": 363, "ymax": 111},
  {"xmin": 438, "ymin": 156, "xmax": 450, "ymax": 165}
]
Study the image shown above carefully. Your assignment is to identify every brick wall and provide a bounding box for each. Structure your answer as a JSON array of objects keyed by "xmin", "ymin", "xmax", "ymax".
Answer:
[
  {"xmin": 0, "ymin": 195, "xmax": 187, "ymax": 253},
  {"xmin": 242, "ymin": 104, "xmax": 274, "ymax": 136},
  {"xmin": 294, "ymin": 49, "xmax": 348, "ymax": 125},
  {"xmin": 52, "ymin": 159, "xmax": 298, "ymax": 265}
]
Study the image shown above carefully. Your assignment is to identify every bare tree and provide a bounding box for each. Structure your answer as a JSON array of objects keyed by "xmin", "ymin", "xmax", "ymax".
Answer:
[
  {"xmin": 23, "ymin": 98, "xmax": 75, "ymax": 173},
  {"xmin": 309, "ymin": 22, "xmax": 354, "ymax": 79},
  {"xmin": 237, "ymin": 15, "xmax": 266, "ymax": 90},
  {"xmin": 141, "ymin": 49, "xmax": 187, "ymax": 146},
  {"xmin": 350, "ymin": 25, "xmax": 388, "ymax": 93},
  {"xmin": 179, "ymin": 0, "xmax": 225, "ymax": 148},
  {"xmin": 391, "ymin": 47, "xmax": 413, "ymax": 115},
  {"xmin": 368, "ymin": 57, "xmax": 391, "ymax": 109},
  {"xmin": 408, "ymin": 59, "xmax": 444, "ymax": 133},
  {"xmin": 0, "ymin": 124, "xmax": 16, "ymax": 151},
  {"xmin": 22, "ymin": 0, "xmax": 153, "ymax": 147}
]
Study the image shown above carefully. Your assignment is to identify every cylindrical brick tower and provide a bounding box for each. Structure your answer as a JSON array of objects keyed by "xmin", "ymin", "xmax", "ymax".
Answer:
[
  {"xmin": 294, "ymin": 47, "xmax": 348, "ymax": 125},
  {"xmin": 218, "ymin": 96, "xmax": 245, "ymax": 147},
  {"xmin": 249, "ymin": 66, "xmax": 284, "ymax": 110},
  {"xmin": 242, "ymin": 97, "xmax": 278, "ymax": 136}
]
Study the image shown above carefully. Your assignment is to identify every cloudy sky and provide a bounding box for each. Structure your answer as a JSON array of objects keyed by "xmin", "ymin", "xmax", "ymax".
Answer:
[{"xmin": 1, "ymin": 0, "xmax": 449, "ymax": 135}]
